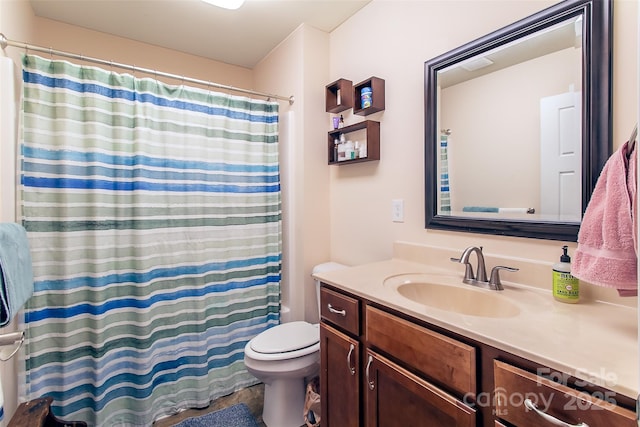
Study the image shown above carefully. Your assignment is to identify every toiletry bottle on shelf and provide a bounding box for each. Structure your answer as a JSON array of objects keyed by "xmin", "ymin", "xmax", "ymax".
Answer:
[
  {"xmin": 332, "ymin": 116, "xmax": 340, "ymax": 130},
  {"xmin": 552, "ymin": 245, "xmax": 579, "ymax": 303},
  {"xmin": 361, "ymin": 86, "xmax": 372, "ymax": 109},
  {"xmin": 359, "ymin": 140, "xmax": 367, "ymax": 158},
  {"xmin": 344, "ymin": 140, "xmax": 355, "ymax": 160},
  {"xmin": 333, "ymin": 138, "xmax": 340, "ymax": 162},
  {"xmin": 339, "ymin": 115, "xmax": 344, "ymax": 128},
  {"xmin": 337, "ymin": 134, "xmax": 346, "ymax": 161}
]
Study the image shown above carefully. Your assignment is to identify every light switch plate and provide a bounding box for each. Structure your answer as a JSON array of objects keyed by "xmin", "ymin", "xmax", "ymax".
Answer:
[{"xmin": 392, "ymin": 199, "xmax": 404, "ymax": 222}]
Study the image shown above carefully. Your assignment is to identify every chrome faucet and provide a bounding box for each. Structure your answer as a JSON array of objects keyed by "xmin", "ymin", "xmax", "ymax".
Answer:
[
  {"xmin": 451, "ymin": 246, "xmax": 518, "ymax": 291},
  {"xmin": 458, "ymin": 246, "xmax": 487, "ymax": 283}
]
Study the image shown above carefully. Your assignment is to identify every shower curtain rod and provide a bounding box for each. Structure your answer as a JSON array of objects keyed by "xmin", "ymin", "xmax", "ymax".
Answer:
[{"xmin": 0, "ymin": 33, "xmax": 294, "ymax": 105}]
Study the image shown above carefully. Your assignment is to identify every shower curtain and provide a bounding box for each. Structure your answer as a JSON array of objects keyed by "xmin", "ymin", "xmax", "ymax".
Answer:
[
  {"xmin": 439, "ymin": 132, "xmax": 451, "ymax": 213},
  {"xmin": 19, "ymin": 54, "xmax": 281, "ymax": 426}
]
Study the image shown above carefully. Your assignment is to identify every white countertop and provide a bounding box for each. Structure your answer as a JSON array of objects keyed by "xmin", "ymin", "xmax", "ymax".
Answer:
[{"xmin": 313, "ymin": 258, "xmax": 638, "ymax": 399}]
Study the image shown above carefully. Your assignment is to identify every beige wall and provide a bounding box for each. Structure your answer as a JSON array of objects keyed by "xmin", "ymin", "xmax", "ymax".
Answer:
[
  {"xmin": 328, "ymin": 0, "xmax": 638, "ymax": 266},
  {"xmin": 254, "ymin": 24, "xmax": 331, "ymax": 323},
  {"xmin": 0, "ymin": 0, "xmax": 636, "ymax": 423}
]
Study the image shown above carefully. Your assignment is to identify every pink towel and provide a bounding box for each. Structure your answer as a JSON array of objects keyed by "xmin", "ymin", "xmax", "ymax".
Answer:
[{"xmin": 572, "ymin": 140, "xmax": 637, "ymax": 295}]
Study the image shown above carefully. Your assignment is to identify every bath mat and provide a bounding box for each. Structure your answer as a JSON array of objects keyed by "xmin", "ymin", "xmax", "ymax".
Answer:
[{"xmin": 172, "ymin": 403, "xmax": 260, "ymax": 427}]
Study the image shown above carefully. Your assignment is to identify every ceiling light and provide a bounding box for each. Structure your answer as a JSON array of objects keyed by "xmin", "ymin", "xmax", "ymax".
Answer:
[
  {"xmin": 460, "ymin": 57, "xmax": 494, "ymax": 72},
  {"xmin": 201, "ymin": 0, "xmax": 245, "ymax": 10}
]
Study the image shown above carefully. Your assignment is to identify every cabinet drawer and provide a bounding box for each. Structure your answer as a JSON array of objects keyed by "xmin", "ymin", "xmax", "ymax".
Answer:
[
  {"xmin": 365, "ymin": 305, "xmax": 476, "ymax": 397},
  {"xmin": 494, "ymin": 360, "xmax": 636, "ymax": 427},
  {"xmin": 320, "ymin": 286, "xmax": 360, "ymax": 336}
]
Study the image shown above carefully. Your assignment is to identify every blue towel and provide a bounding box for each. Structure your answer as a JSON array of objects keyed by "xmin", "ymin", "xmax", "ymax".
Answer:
[
  {"xmin": 0, "ymin": 223, "xmax": 34, "ymax": 326},
  {"xmin": 462, "ymin": 206, "xmax": 499, "ymax": 213}
]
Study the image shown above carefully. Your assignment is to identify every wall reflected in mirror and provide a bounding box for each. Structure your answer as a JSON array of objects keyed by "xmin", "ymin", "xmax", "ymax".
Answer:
[{"xmin": 436, "ymin": 15, "xmax": 583, "ymax": 223}]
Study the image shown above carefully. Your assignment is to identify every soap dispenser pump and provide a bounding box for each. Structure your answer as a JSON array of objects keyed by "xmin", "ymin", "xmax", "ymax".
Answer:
[{"xmin": 552, "ymin": 245, "xmax": 579, "ymax": 303}]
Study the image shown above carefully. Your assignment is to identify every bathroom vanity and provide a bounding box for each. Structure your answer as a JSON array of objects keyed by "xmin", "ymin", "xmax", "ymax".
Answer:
[{"xmin": 314, "ymin": 245, "xmax": 638, "ymax": 427}]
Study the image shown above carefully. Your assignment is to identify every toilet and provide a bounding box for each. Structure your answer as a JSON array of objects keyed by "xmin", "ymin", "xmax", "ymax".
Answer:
[{"xmin": 244, "ymin": 262, "xmax": 347, "ymax": 427}]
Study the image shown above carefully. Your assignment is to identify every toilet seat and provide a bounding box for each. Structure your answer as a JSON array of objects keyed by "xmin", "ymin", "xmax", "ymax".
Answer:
[{"xmin": 245, "ymin": 321, "xmax": 320, "ymax": 361}]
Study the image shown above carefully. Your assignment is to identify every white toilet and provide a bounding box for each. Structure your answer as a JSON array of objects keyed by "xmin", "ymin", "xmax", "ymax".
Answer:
[{"xmin": 244, "ymin": 262, "xmax": 346, "ymax": 427}]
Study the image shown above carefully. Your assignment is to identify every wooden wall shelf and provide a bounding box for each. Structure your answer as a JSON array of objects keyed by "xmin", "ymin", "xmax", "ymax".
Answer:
[
  {"xmin": 328, "ymin": 121, "xmax": 380, "ymax": 165},
  {"xmin": 325, "ymin": 78, "xmax": 353, "ymax": 113},
  {"xmin": 353, "ymin": 77, "xmax": 385, "ymax": 116}
]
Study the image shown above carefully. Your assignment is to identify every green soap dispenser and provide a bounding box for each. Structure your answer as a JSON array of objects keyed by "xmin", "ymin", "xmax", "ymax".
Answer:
[{"xmin": 552, "ymin": 245, "xmax": 579, "ymax": 303}]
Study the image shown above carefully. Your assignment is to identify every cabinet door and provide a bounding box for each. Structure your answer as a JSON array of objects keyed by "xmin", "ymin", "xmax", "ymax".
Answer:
[
  {"xmin": 364, "ymin": 350, "xmax": 476, "ymax": 427},
  {"xmin": 320, "ymin": 323, "xmax": 360, "ymax": 427}
]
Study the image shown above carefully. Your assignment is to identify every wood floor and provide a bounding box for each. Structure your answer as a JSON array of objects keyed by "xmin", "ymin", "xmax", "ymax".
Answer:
[{"xmin": 152, "ymin": 384, "xmax": 267, "ymax": 427}]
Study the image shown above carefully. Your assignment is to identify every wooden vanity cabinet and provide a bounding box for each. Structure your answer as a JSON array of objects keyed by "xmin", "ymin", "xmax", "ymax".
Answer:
[
  {"xmin": 320, "ymin": 284, "xmax": 476, "ymax": 426},
  {"xmin": 319, "ymin": 284, "xmax": 635, "ymax": 427}
]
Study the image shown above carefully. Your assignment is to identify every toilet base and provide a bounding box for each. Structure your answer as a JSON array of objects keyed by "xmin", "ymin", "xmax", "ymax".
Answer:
[{"xmin": 262, "ymin": 377, "xmax": 306, "ymax": 427}]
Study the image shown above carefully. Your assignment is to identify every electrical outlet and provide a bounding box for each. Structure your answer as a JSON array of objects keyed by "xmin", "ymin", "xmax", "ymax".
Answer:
[{"xmin": 392, "ymin": 199, "xmax": 404, "ymax": 222}]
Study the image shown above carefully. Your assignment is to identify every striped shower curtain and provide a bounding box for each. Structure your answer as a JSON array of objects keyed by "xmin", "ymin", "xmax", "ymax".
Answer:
[
  {"xmin": 19, "ymin": 54, "xmax": 281, "ymax": 426},
  {"xmin": 439, "ymin": 132, "xmax": 451, "ymax": 213}
]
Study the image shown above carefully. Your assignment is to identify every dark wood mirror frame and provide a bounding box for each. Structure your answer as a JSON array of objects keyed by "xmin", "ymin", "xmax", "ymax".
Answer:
[{"xmin": 424, "ymin": 0, "xmax": 611, "ymax": 241}]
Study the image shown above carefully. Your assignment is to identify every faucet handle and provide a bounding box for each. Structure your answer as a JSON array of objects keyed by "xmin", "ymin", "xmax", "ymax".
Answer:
[{"xmin": 489, "ymin": 266, "xmax": 519, "ymax": 290}]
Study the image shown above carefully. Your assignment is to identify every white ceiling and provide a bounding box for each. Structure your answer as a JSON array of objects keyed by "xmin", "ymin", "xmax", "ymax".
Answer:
[{"xmin": 29, "ymin": 0, "xmax": 371, "ymax": 69}]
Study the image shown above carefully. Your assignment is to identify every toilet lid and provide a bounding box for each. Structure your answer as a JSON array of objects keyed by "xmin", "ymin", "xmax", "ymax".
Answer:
[{"xmin": 250, "ymin": 321, "xmax": 319, "ymax": 354}]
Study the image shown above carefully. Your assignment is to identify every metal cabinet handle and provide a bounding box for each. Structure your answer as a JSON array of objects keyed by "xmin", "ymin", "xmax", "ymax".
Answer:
[
  {"xmin": 346, "ymin": 344, "xmax": 356, "ymax": 375},
  {"xmin": 327, "ymin": 303, "xmax": 346, "ymax": 317},
  {"xmin": 365, "ymin": 354, "xmax": 375, "ymax": 390},
  {"xmin": 524, "ymin": 399, "xmax": 589, "ymax": 427}
]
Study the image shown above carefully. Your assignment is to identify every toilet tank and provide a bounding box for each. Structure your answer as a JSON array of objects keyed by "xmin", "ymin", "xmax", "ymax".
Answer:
[{"xmin": 311, "ymin": 262, "xmax": 348, "ymax": 317}]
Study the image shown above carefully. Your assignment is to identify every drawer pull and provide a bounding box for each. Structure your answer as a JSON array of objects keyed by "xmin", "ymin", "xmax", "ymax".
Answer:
[
  {"xmin": 524, "ymin": 398, "xmax": 589, "ymax": 427},
  {"xmin": 346, "ymin": 344, "xmax": 356, "ymax": 375},
  {"xmin": 365, "ymin": 354, "xmax": 375, "ymax": 390},
  {"xmin": 327, "ymin": 304, "xmax": 346, "ymax": 316}
]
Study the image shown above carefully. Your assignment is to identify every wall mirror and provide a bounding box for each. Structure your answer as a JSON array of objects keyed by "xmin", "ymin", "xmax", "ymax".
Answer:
[{"xmin": 424, "ymin": 0, "xmax": 611, "ymax": 241}]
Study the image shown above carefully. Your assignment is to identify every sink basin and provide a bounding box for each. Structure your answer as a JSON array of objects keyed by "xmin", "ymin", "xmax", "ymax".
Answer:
[{"xmin": 384, "ymin": 273, "xmax": 520, "ymax": 318}]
